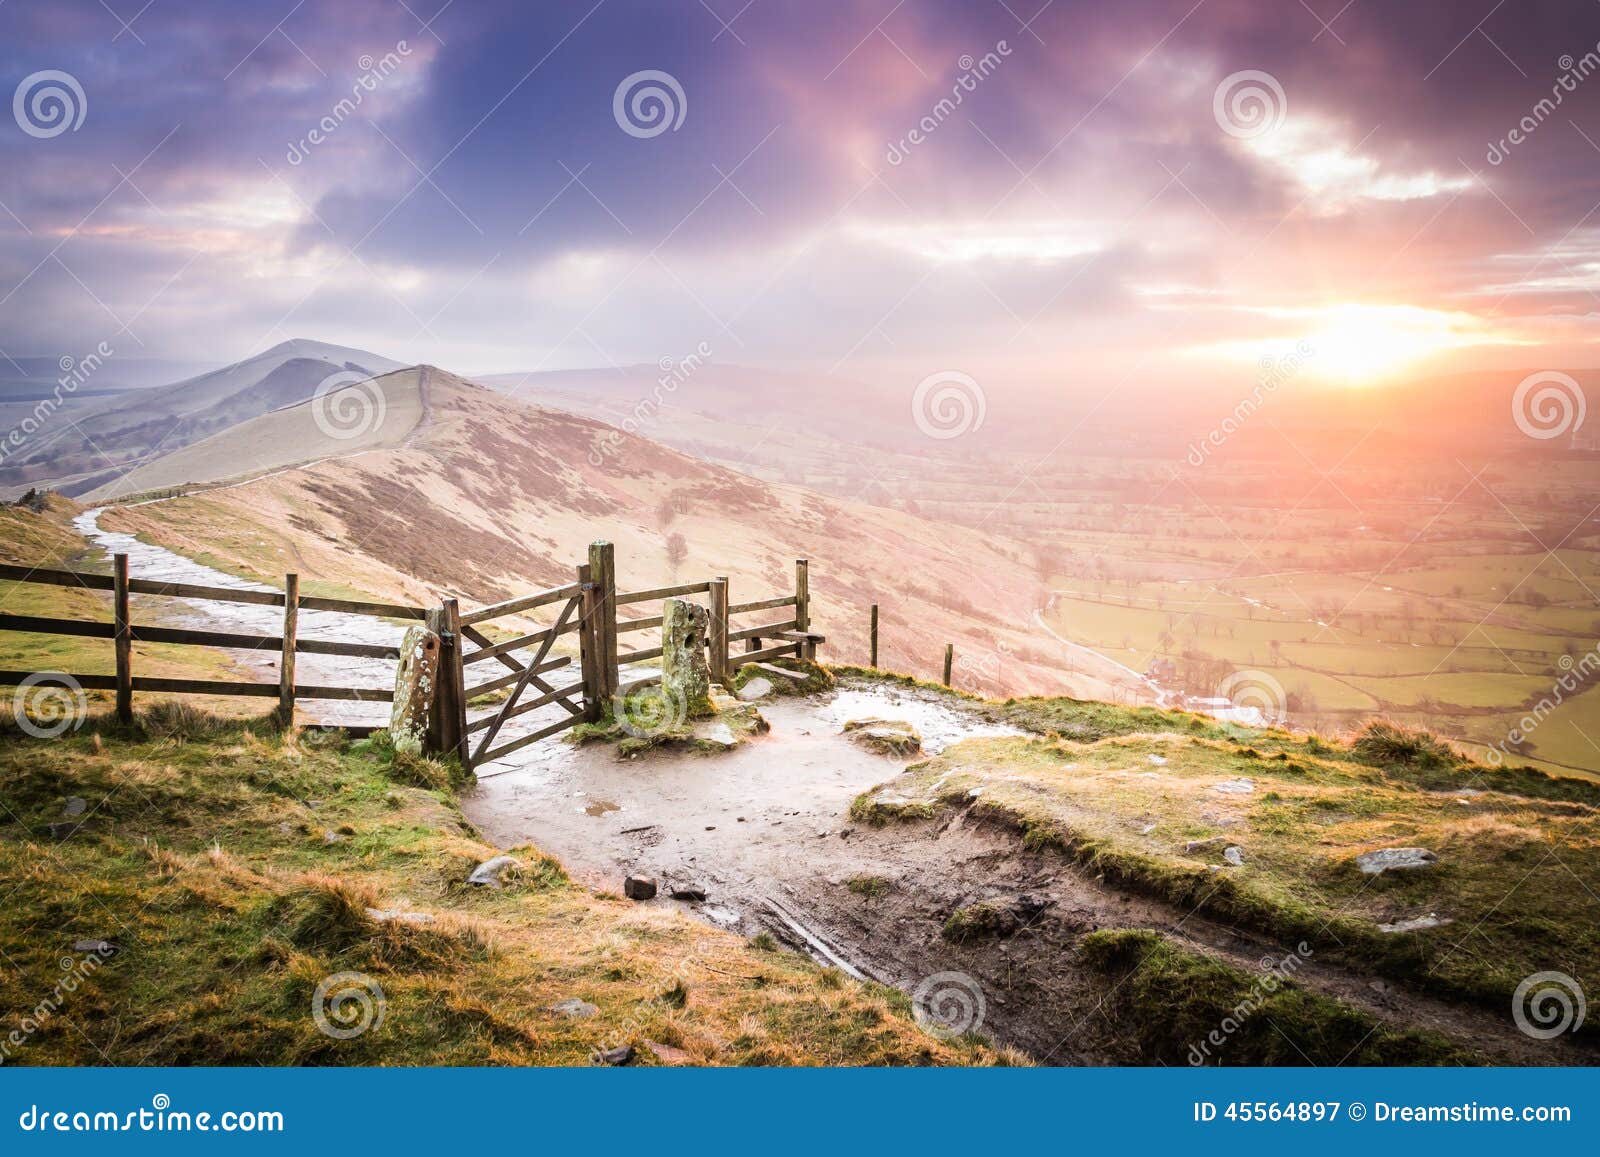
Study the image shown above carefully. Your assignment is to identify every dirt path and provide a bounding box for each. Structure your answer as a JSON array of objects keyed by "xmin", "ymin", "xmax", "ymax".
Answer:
[{"xmin": 464, "ymin": 680, "xmax": 1579, "ymax": 1065}]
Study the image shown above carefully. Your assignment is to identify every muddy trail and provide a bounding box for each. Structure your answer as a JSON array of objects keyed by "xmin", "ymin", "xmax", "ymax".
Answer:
[{"xmin": 465, "ymin": 678, "xmax": 1575, "ymax": 1065}]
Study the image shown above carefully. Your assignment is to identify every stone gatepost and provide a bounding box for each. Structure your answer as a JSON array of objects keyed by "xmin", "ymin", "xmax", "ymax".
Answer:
[
  {"xmin": 390, "ymin": 626, "xmax": 441, "ymax": 754},
  {"xmin": 660, "ymin": 598, "xmax": 714, "ymax": 718}
]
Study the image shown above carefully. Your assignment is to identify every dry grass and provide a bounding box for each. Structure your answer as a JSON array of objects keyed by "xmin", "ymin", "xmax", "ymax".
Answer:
[{"xmin": 0, "ymin": 715, "xmax": 1000, "ymax": 1066}]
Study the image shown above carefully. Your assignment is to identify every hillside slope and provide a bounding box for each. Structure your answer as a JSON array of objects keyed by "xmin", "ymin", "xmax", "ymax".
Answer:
[
  {"xmin": 98, "ymin": 368, "xmax": 1146, "ymax": 701},
  {"xmin": 83, "ymin": 367, "xmax": 427, "ymax": 501},
  {"xmin": 2, "ymin": 339, "xmax": 405, "ymax": 496}
]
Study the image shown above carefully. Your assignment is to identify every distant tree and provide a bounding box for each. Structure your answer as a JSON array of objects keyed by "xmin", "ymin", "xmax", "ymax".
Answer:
[{"xmin": 665, "ymin": 532, "xmax": 688, "ymax": 571}]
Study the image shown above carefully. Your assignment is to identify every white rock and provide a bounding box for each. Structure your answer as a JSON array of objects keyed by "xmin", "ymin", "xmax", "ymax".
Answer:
[
  {"xmin": 468, "ymin": 854, "xmax": 523, "ymax": 888},
  {"xmin": 366, "ymin": 908, "xmax": 437, "ymax": 925},
  {"xmin": 737, "ymin": 677, "xmax": 774, "ymax": 702},
  {"xmin": 1378, "ymin": 913, "xmax": 1452, "ymax": 933},
  {"xmin": 1212, "ymin": 778, "xmax": 1255, "ymax": 794},
  {"xmin": 1223, "ymin": 846, "xmax": 1245, "ymax": 866},
  {"xmin": 1355, "ymin": 848, "xmax": 1437, "ymax": 875},
  {"xmin": 548, "ymin": 998, "xmax": 598, "ymax": 1019}
]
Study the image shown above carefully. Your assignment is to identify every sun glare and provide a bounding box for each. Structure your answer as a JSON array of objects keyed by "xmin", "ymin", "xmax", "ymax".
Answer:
[{"xmin": 1202, "ymin": 303, "xmax": 1494, "ymax": 385}]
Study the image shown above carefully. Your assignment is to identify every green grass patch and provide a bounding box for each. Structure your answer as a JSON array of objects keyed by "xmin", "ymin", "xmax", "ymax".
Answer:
[{"xmin": 1080, "ymin": 930, "xmax": 1477, "ymax": 1065}]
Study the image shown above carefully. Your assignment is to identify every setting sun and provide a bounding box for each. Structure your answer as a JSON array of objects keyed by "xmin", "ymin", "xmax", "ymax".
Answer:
[{"xmin": 1205, "ymin": 303, "xmax": 1498, "ymax": 385}]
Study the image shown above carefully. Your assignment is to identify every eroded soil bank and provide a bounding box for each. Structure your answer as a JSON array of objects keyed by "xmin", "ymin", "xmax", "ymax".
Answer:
[{"xmin": 465, "ymin": 677, "xmax": 1580, "ymax": 1064}]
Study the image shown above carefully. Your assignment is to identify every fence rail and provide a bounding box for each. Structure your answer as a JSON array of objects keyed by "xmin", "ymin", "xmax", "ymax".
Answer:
[
  {"xmin": 2, "ymin": 542, "xmax": 822, "ymax": 768},
  {"xmin": 0, "ymin": 555, "xmax": 425, "ymax": 729}
]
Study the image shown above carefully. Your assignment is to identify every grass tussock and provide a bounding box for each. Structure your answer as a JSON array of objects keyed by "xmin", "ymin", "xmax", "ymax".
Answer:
[
  {"xmin": 942, "ymin": 900, "xmax": 1018, "ymax": 942},
  {"xmin": 1080, "ymin": 929, "xmax": 1476, "ymax": 1066},
  {"xmin": 0, "ymin": 704, "xmax": 994, "ymax": 1067}
]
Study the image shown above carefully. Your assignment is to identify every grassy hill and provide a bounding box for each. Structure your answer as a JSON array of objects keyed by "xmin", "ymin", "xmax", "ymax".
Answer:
[{"xmin": 93, "ymin": 367, "xmax": 1139, "ymax": 702}]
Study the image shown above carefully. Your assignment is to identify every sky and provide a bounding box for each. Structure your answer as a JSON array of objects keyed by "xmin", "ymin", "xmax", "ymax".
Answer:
[{"xmin": 1, "ymin": 0, "xmax": 1598, "ymax": 400}]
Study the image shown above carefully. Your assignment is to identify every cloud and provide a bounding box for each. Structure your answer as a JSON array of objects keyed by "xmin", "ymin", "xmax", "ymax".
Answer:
[{"xmin": 1, "ymin": 0, "xmax": 1597, "ymax": 386}]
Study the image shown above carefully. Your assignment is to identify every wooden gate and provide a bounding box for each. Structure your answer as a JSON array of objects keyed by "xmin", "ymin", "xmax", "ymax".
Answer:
[{"xmin": 458, "ymin": 572, "xmax": 593, "ymax": 771}]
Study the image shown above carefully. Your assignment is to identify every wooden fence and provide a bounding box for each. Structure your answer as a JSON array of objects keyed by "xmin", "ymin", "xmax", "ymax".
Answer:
[{"xmin": 0, "ymin": 542, "xmax": 822, "ymax": 772}]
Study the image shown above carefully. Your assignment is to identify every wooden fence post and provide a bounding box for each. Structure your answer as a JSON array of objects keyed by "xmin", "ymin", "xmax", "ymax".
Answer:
[
  {"xmin": 278, "ymin": 573, "xmax": 299, "ymax": 724},
  {"xmin": 442, "ymin": 598, "xmax": 469, "ymax": 765},
  {"xmin": 794, "ymin": 558, "xmax": 811, "ymax": 660},
  {"xmin": 869, "ymin": 603, "xmax": 879, "ymax": 668},
  {"xmin": 943, "ymin": 643, "xmax": 954, "ymax": 687},
  {"xmin": 709, "ymin": 576, "xmax": 730, "ymax": 688},
  {"xmin": 576, "ymin": 561, "xmax": 602, "ymax": 721},
  {"xmin": 588, "ymin": 541, "xmax": 619, "ymax": 703},
  {"xmin": 113, "ymin": 553, "xmax": 132, "ymax": 724},
  {"xmin": 424, "ymin": 600, "xmax": 469, "ymax": 763}
]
